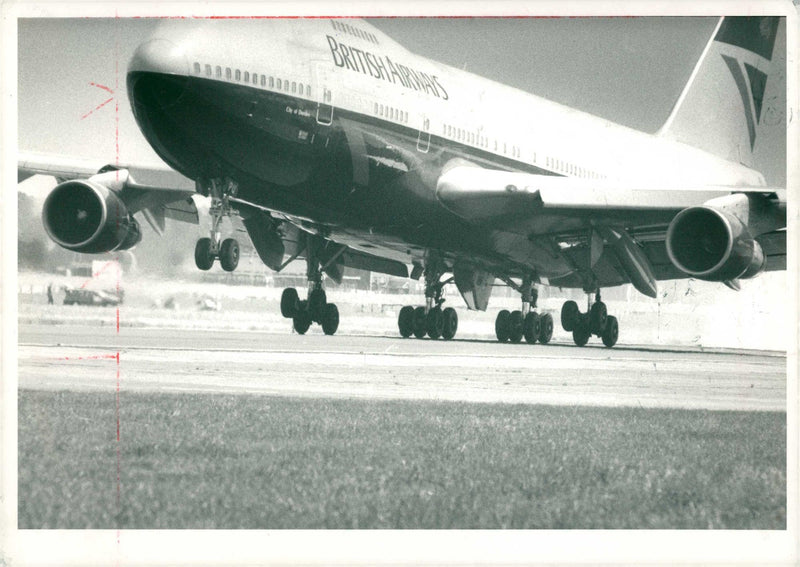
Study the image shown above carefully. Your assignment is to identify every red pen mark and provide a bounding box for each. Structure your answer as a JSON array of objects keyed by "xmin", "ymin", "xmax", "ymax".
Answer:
[
  {"xmin": 80, "ymin": 96, "xmax": 114, "ymax": 121},
  {"xmin": 80, "ymin": 82, "xmax": 116, "ymax": 121},
  {"xmin": 89, "ymin": 81, "xmax": 115, "ymax": 94},
  {"xmin": 57, "ymin": 353, "xmax": 118, "ymax": 361},
  {"xmin": 78, "ymin": 259, "xmax": 117, "ymax": 289}
]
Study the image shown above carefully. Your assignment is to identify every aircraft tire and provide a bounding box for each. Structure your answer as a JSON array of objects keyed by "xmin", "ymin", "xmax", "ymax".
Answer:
[
  {"xmin": 426, "ymin": 308, "xmax": 444, "ymax": 339},
  {"xmin": 589, "ymin": 301, "xmax": 607, "ymax": 335},
  {"xmin": 572, "ymin": 316, "xmax": 591, "ymax": 347},
  {"xmin": 538, "ymin": 313, "xmax": 554, "ymax": 344},
  {"xmin": 412, "ymin": 306, "xmax": 427, "ymax": 339},
  {"xmin": 321, "ymin": 303, "xmax": 339, "ymax": 336},
  {"xmin": 219, "ymin": 238, "xmax": 240, "ymax": 272},
  {"xmin": 441, "ymin": 307, "xmax": 458, "ymax": 340},
  {"xmin": 602, "ymin": 315, "xmax": 619, "ymax": 348},
  {"xmin": 560, "ymin": 300, "xmax": 579, "ymax": 332},
  {"xmin": 280, "ymin": 288, "xmax": 299, "ymax": 318},
  {"xmin": 398, "ymin": 305, "xmax": 414, "ymax": 337},
  {"xmin": 495, "ymin": 310, "xmax": 511, "ymax": 342},
  {"xmin": 523, "ymin": 312, "xmax": 540, "ymax": 344},
  {"xmin": 194, "ymin": 238, "xmax": 215, "ymax": 271},
  {"xmin": 293, "ymin": 306, "xmax": 312, "ymax": 335},
  {"xmin": 508, "ymin": 310, "xmax": 524, "ymax": 343}
]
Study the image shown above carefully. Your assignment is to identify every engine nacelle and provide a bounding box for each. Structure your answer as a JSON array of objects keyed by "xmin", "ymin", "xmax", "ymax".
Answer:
[
  {"xmin": 666, "ymin": 205, "xmax": 765, "ymax": 282},
  {"xmin": 42, "ymin": 179, "xmax": 141, "ymax": 254}
]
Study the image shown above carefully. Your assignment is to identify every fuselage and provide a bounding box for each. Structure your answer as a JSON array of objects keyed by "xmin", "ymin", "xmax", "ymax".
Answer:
[{"xmin": 126, "ymin": 18, "xmax": 768, "ymax": 278}]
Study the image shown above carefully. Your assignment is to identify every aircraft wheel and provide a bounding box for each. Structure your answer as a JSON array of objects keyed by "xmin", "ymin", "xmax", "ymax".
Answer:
[
  {"xmin": 589, "ymin": 301, "xmax": 607, "ymax": 335},
  {"xmin": 398, "ymin": 305, "xmax": 414, "ymax": 338},
  {"xmin": 508, "ymin": 310, "xmax": 524, "ymax": 343},
  {"xmin": 308, "ymin": 288, "xmax": 327, "ymax": 321},
  {"xmin": 280, "ymin": 288, "xmax": 299, "ymax": 318},
  {"xmin": 523, "ymin": 312, "xmax": 540, "ymax": 344},
  {"xmin": 412, "ymin": 306, "xmax": 427, "ymax": 339},
  {"xmin": 321, "ymin": 303, "xmax": 340, "ymax": 336},
  {"xmin": 442, "ymin": 307, "xmax": 458, "ymax": 340},
  {"xmin": 560, "ymin": 300, "xmax": 579, "ymax": 332},
  {"xmin": 194, "ymin": 238, "xmax": 215, "ymax": 271},
  {"xmin": 293, "ymin": 305, "xmax": 312, "ymax": 335},
  {"xmin": 539, "ymin": 313, "xmax": 554, "ymax": 344},
  {"xmin": 572, "ymin": 316, "xmax": 591, "ymax": 347},
  {"xmin": 602, "ymin": 315, "xmax": 619, "ymax": 348},
  {"xmin": 495, "ymin": 309, "xmax": 511, "ymax": 342},
  {"xmin": 219, "ymin": 238, "xmax": 240, "ymax": 272},
  {"xmin": 426, "ymin": 308, "xmax": 444, "ymax": 339}
]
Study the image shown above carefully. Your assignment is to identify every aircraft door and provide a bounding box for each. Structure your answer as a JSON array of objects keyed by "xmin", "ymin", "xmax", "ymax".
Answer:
[
  {"xmin": 417, "ymin": 116, "xmax": 430, "ymax": 153},
  {"xmin": 313, "ymin": 62, "xmax": 334, "ymax": 126}
]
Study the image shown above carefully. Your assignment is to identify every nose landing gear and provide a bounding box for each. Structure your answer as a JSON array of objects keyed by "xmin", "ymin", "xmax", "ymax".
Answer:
[
  {"xmin": 493, "ymin": 277, "xmax": 553, "ymax": 345},
  {"xmin": 194, "ymin": 178, "xmax": 241, "ymax": 272},
  {"xmin": 560, "ymin": 290, "xmax": 619, "ymax": 347}
]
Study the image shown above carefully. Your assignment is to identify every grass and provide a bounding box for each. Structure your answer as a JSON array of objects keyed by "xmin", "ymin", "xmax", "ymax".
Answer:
[{"xmin": 18, "ymin": 390, "xmax": 786, "ymax": 529}]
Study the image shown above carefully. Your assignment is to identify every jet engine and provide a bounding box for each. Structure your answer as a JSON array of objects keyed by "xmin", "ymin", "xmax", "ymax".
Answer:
[
  {"xmin": 42, "ymin": 179, "xmax": 142, "ymax": 254},
  {"xmin": 665, "ymin": 205, "xmax": 765, "ymax": 282}
]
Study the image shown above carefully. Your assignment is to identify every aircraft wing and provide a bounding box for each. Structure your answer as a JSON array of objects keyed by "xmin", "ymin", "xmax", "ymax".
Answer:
[
  {"xmin": 18, "ymin": 151, "xmax": 200, "ymax": 231},
  {"xmin": 437, "ymin": 165, "xmax": 786, "ymax": 296}
]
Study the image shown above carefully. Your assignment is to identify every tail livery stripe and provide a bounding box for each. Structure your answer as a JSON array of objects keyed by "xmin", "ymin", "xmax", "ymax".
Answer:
[
  {"xmin": 721, "ymin": 54, "xmax": 757, "ymax": 149},
  {"xmin": 714, "ymin": 16, "xmax": 779, "ymax": 60}
]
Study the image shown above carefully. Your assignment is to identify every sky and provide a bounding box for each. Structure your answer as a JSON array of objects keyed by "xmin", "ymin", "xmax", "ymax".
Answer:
[{"xmin": 17, "ymin": 16, "xmax": 787, "ymax": 188}]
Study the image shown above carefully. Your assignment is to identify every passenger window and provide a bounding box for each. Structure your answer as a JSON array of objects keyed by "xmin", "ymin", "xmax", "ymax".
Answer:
[
  {"xmin": 276, "ymin": 78, "xmax": 281, "ymax": 89},
  {"xmin": 216, "ymin": 66, "xmax": 222, "ymax": 78},
  {"xmin": 292, "ymin": 81, "xmax": 296, "ymax": 93},
  {"xmin": 235, "ymin": 69, "xmax": 241, "ymax": 81},
  {"xmin": 269, "ymin": 76, "xmax": 275, "ymax": 88},
  {"xmin": 261, "ymin": 75, "xmax": 265, "ymax": 86},
  {"xmin": 205, "ymin": 64, "xmax": 212, "ymax": 76},
  {"xmin": 298, "ymin": 82, "xmax": 303, "ymax": 94},
  {"xmin": 306, "ymin": 85, "xmax": 311, "ymax": 96},
  {"xmin": 194, "ymin": 62, "xmax": 200, "ymax": 74},
  {"xmin": 253, "ymin": 73, "xmax": 258, "ymax": 85},
  {"xmin": 375, "ymin": 102, "xmax": 379, "ymax": 114},
  {"xmin": 244, "ymin": 71, "xmax": 249, "ymax": 82},
  {"xmin": 379, "ymin": 104, "xmax": 384, "ymax": 116},
  {"xmin": 226, "ymin": 67, "xmax": 232, "ymax": 79}
]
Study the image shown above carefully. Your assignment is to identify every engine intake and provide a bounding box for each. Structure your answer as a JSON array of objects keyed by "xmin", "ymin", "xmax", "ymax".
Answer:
[
  {"xmin": 666, "ymin": 205, "xmax": 765, "ymax": 281},
  {"xmin": 42, "ymin": 180, "xmax": 141, "ymax": 254}
]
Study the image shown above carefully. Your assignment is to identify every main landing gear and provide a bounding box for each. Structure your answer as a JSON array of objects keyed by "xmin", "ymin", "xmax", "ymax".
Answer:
[
  {"xmin": 279, "ymin": 237, "xmax": 340, "ymax": 336},
  {"xmin": 397, "ymin": 264, "xmax": 458, "ymax": 340},
  {"xmin": 560, "ymin": 290, "xmax": 619, "ymax": 348},
  {"xmin": 194, "ymin": 178, "xmax": 241, "ymax": 272},
  {"xmin": 494, "ymin": 278, "xmax": 553, "ymax": 345}
]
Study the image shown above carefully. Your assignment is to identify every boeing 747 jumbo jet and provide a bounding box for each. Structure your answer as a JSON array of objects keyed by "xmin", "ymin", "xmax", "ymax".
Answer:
[{"xmin": 19, "ymin": 16, "xmax": 787, "ymax": 347}]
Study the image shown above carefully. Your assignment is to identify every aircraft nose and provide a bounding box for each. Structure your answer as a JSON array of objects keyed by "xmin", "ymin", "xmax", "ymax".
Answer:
[{"xmin": 128, "ymin": 37, "xmax": 189, "ymax": 76}]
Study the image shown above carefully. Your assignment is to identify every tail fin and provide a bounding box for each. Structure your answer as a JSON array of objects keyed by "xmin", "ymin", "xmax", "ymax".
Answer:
[{"xmin": 658, "ymin": 16, "xmax": 780, "ymax": 166}]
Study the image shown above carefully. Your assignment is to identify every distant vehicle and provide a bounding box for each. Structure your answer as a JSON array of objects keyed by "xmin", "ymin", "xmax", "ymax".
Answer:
[{"xmin": 63, "ymin": 288, "xmax": 123, "ymax": 307}]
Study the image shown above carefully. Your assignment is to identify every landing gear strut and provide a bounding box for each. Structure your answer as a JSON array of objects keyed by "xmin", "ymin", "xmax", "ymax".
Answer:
[
  {"xmin": 279, "ymin": 237, "xmax": 340, "ymax": 335},
  {"xmin": 194, "ymin": 178, "xmax": 241, "ymax": 272},
  {"xmin": 494, "ymin": 276, "xmax": 553, "ymax": 345},
  {"xmin": 397, "ymin": 262, "xmax": 458, "ymax": 340},
  {"xmin": 560, "ymin": 289, "xmax": 619, "ymax": 347}
]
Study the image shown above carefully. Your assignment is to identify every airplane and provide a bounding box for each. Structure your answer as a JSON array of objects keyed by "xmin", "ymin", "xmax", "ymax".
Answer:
[{"xmin": 19, "ymin": 16, "xmax": 787, "ymax": 347}]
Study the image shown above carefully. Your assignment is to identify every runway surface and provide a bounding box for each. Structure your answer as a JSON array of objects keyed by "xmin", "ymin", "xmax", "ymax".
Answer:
[{"xmin": 18, "ymin": 324, "xmax": 786, "ymax": 411}]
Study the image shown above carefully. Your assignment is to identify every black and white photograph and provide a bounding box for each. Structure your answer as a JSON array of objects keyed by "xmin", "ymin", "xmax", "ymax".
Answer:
[{"xmin": 2, "ymin": 1, "xmax": 798, "ymax": 565}]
